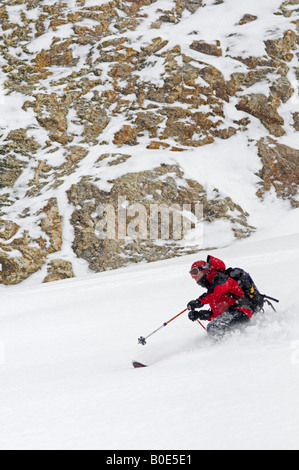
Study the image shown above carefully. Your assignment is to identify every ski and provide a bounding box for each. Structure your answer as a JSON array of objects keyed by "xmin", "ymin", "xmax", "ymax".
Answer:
[{"xmin": 132, "ymin": 361, "xmax": 147, "ymax": 368}]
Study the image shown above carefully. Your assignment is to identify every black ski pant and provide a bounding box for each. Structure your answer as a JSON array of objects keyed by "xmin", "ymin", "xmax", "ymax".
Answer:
[{"xmin": 206, "ymin": 308, "xmax": 251, "ymax": 339}]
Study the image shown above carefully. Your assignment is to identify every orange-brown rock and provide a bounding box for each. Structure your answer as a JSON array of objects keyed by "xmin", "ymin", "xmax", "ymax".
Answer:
[
  {"xmin": 113, "ymin": 125, "xmax": 139, "ymax": 146},
  {"xmin": 66, "ymin": 165, "xmax": 254, "ymax": 272},
  {"xmin": 34, "ymin": 40, "xmax": 78, "ymax": 69},
  {"xmin": 38, "ymin": 198, "xmax": 63, "ymax": 253},
  {"xmin": 0, "ymin": 220, "xmax": 19, "ymax": 240},
  {"xmin": 0, "ymin": 0, "xmax": 298, "ymax": 285},
  {"xmin": 190, "ymin": 40, "xmax": 222, "ymax": 57},
  {"xmin": 293, "ymin": 112, "xmax": 299, "ymax": 131},
  {"xmin": 264, "ymin": 30, "xmax": 297, "ymax": 62},
  {"xmin": 257, "ymin": 138, "xmax": 299, "ymax": 207},
  {"xmin": 43, "ymin": 260, "xmax": 74, "ymax": 283},
  {"xmin": 236, "ymin": 94, "xmax": 285, "ymax": 137},
  {"xmin": 238, "ymin": 14, "xmax": 257, "ymax": 25}
]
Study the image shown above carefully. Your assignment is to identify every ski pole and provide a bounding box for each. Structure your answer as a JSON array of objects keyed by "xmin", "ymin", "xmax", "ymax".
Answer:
[
  {"xmin": 262, "ymin": 294, "xmax": 279, "ymax": 303},
  {"xmin": 196, "ymin": 319, "xmax": 206, "ymax": 331},
  {"xmin": 138, "ymin": 308, "xmax": 188, "ymax": 345},
  {"xmin": 262, "ymin": 294, "xmax": 279, "ymax": 312}
]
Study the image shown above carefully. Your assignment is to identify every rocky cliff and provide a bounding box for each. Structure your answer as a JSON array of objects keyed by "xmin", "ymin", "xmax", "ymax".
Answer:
[{"xmin": 0, "ymin": 0, "xmax": 298, "ymax": 285}]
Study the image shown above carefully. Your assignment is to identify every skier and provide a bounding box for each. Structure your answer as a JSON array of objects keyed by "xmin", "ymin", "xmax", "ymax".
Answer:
[{"xmin": 187, "ymin": 255, "xmax": 264, "ymax": 338}]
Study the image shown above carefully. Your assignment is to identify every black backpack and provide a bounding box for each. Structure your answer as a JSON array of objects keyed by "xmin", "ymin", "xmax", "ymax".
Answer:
[{"xmin": 225, "ymin": 267, "xmax": 265, "ymax": 311}]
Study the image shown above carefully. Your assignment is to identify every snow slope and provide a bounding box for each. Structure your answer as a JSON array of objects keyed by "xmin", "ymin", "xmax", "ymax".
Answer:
[{"xmin": 0, "ymin": 209, "xmax": 298, "ymax": 450}]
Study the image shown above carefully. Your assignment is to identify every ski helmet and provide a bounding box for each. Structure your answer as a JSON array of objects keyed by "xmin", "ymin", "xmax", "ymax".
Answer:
[{"xmin": 189, "ymin": 260, "xmax": 209, "ymax": 278}]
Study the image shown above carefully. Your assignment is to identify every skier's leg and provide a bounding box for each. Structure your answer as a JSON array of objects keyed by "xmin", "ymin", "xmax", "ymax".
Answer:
[{"xmin": 207, "ymin": 309, "xmax": 250, "ymax": 339}]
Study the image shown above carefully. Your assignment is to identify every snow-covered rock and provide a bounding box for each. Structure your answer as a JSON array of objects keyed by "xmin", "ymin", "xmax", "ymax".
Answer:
[{"xmin": 0, "ymin": 0, "xmax": 298, "ymax": 284}]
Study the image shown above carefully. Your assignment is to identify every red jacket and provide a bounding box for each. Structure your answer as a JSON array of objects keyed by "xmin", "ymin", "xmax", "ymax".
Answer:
[{"xmin": 198, "ymin": 256, "xmax": 252, "ymax": 319}]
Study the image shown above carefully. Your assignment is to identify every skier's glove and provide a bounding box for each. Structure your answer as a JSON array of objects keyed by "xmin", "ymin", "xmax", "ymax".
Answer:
[
  {"xmin": 187, "ymin": 299, "xmax": 203, "ymax": 310},
  {"xmin": 188, "ymin": 309, "xmax": 211, "ymax": 322},
  {"xmin": 188, "ymin": 310, "xmax": 200, "ymax": 321}
]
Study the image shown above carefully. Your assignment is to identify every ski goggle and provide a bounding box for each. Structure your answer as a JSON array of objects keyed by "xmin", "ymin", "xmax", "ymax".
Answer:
[{"xmin": 189, "ymin": 266, "xmax": 208, "ymax": 277}]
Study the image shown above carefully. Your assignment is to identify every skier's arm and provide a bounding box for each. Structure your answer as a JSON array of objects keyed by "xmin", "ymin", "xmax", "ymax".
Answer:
[{"xmin": 199, "ymin": 273, "xmax": 235, "ymax": 305}]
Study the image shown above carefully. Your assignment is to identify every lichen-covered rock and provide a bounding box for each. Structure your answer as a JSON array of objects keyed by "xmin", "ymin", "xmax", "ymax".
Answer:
[
  {"xmin": 190, "ymin": 40, "xmax": 222, "ymax": 57},
  {"xmin": 0, "ymin": 198, "xmax": 63, "ymax": 284},
  {"xmin": 66, "ymin": 164, "xmax": 254, "ymax": 272},
  {"xmin": 34, "ymin": 39, "xmax": 79, "ymax": 69},
  {"xmin": 38, "ymin": 198, "xmax": 63, "ymax": 253},
  {"xmin": 0, "ymin": 0, "xmax": 298, "ymax": 284},
  {"xmin": 292, "ymin": 112, "xmax": 299, "ymax": 131},
  {"xmin": 256, "ymin": 138, "xmax": 299, "ymax": 207},
  {"xmin": 0, "ymin": 220, "xmax": 19, "ymax": 240},
  {"xmin": 0, "ymin": 156, "xmax": 24, "ymax": 188},
  {"xmin": 236, "ymin": 94, "xmax": 285, "ymax": 137},
  {"xmin": 238, "ymin": 14, "xmax": 257, "ymax": 25},
  {"xmin": 43, "ymin": 259, "xmax": 74, "ymax": 283},
  {"xmin": 264, "ymin": 30, "xmax": 297, "ymax": 62},
  {"xmin": 0, "ymin": 238, "xmax": 47, "ymax": 285},
  {"xmin": 113, "ymin": 125, "xmax": 139, "ymax": 146}
]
